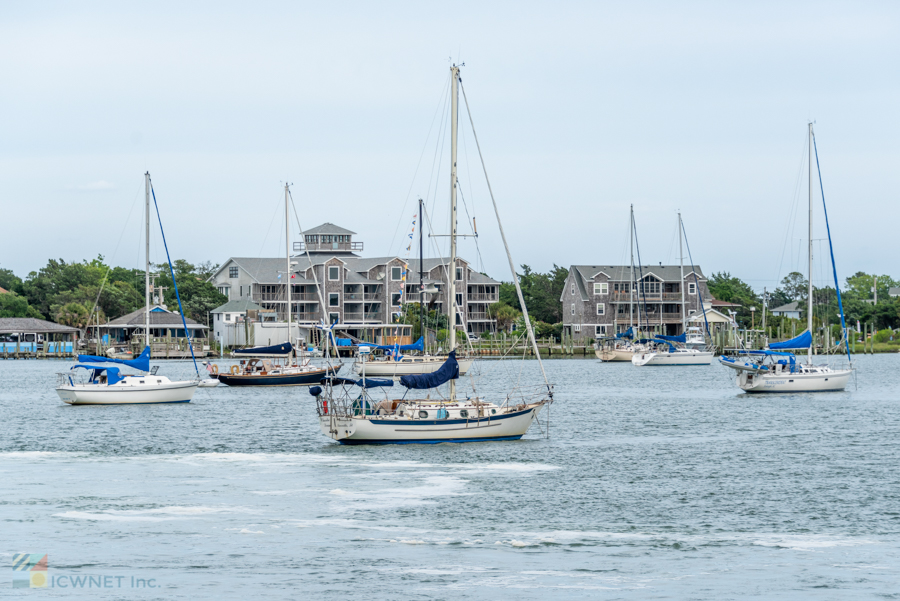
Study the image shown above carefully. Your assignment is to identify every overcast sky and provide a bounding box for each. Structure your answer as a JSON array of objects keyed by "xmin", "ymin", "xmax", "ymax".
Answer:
[{"xmin": 2, "ymin": 1, "xmax": 897, "ymax": 291}]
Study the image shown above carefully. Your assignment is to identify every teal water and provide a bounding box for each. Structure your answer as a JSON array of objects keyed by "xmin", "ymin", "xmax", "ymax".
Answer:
[{"xmin": 1, "ymin": 355, "xmax": 898, "ymax": 599}]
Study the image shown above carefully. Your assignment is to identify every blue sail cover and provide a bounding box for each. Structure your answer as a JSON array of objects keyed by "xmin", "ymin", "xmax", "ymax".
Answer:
[
  {"xmin": 77, "ymin": 346, "xmax": 150, "ymax": 372},
  {"xmin": 233, "ymin": 342, "xmax": 293, "ymax": 357},
  {"xmin": 328, "ymin": 376, "xmax": 394, "ymax": 389},
  {"xmin": 769, "ymin": 330, "xmax": 812, "ymax": 350},
  {"xmin": 72, "ymin": 364, "xmax": 125, "ymax": 384},
  {"xmin": 657, "ymin": 333, "xmax": 686, "ymax": 343},
  {"xmin": 400, "ymin": 351, "xmax": 459, "ymax": 390},
  {"xmin": 358, "ymin": 336, "xmax": 425, "ymax": 353},
  {"xmin": 616, "ymin": 327, "xmax": 634, "ymax": 339},
  {"xmin": 651, "ymin": 339, "xmax": 677, "ymax": 352}
]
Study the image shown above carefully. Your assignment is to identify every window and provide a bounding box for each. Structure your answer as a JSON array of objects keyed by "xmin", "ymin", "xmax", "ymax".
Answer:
[
  {"xmin": 229, "ymin": 266, "xmax": 238, "ymax": 278},
  {"xmin": 594, "ymin": 283, "xmax": 608, "ymax": 295},
  {"xmin": 596, "ymin": 303, "xmax": 605, "ymax": 316},
  {"xmin": 225, "ymin": 314, "xmax": 230, "ymax": 321},
  {"xmin": 571, "ymin": 283, "xmax": 575, "ymax": 295},
  {"xmin": 456, "ymin": 267, "xmax": 463, "ymax": 281},
  {"xmin": 391, "ymin": 293, "xmax": 402, "ymax": 306},
  {"xmin": 573, "ymin": 324, "xmax": 581, "ymax": 333},
  {"xmin": 456, "ymin": 293, "xmax": 463, "ymax": 307},
  {"xmin": 329, "ymin": 266, "xmax": 340, "ymax": 281},
  {"xmin": 460, "ymin": 409, "xmax": 469, "ymax": 418},
  {"xmin": 216, "ymin": 314, "xmax": 220, "ymax": 321},
  {"xmin": 329, "ymin": 293, "xmax": 340, "ymax": 307},
  {"xmin": 571, "ymin": 304, "xmax": 575, "ymax": 316},
  {"xmin": 688, "ymin": 282, "xmax": 696, "ymax": 295},
  {"xmin": 595, "ymin": 325, "xmax": 607, "ymax": 337},
  {"xmin": 329, "ymin": 312, "xmax": 339, "ymax": 324},
  {"xmin": 391, "ymin": 266, "xmax": 402, "ymax": 280},
  {"xmin": 239, "ymin": 286, "xmax": 243, "ymax": 297}
]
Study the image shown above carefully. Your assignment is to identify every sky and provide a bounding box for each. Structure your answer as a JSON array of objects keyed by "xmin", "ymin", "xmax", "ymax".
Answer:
[{"xmin": 1, "ymin": 1, "xmax": 898, "ymax": 292}]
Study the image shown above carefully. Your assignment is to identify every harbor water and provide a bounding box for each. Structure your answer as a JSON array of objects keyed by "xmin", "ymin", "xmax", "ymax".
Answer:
[{"xmin": 1, "ymin": 355, "xmax": 898, "ymax": 599}]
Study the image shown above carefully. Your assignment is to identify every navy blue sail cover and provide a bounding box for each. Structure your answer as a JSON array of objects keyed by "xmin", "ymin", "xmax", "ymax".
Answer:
[
  {"xmin": 233, "ymin": 342, "xmax": 293, "ymax": 357},
  {"xmin": 358, "ymin": 336, "xmax": 425, "ymax": 353},
  {"xmin": 651, "ymin": 339, "xmax": 677, "ymax": 352},
  {"xmin": 616, "ymin": 327, "xmax": 634, "ymax": 339},
  {"xmin": 77, "ymin": 345, "xmax": 150, "ymax": 372},
  {"xmin": 327, "ymin": 376, "xmax": 394, "ymax": 389},
  {"xmin": 657, "ymin": 333, "xmax": 686, "ymax": 343},
  {"xmin": 769, "ymin": 330, "xmax": 812, "ymax": 350},
  {"xmin": 400, "ymin": 351, "xmax": 459, "ymax": 389}
]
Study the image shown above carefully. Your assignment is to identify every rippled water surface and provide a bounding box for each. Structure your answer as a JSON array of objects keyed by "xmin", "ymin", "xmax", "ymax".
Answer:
[{"xmin": 1, "ymin": 355, "xmax": 899, "ymax": 599}]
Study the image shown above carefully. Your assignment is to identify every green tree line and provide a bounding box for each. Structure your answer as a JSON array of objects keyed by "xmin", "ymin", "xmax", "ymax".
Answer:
[{"xmin": 0, "ymin": 259, "xmax": 225, "ymax": 328}]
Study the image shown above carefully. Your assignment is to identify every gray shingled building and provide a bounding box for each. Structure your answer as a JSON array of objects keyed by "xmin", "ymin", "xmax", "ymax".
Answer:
[
  {"xmin": 209, "ymin": 223, "xmax": 499, "ymax": 343},
  {"xmin": 561, "ymin": 264, "xmax": 711, "ymax": 341}
]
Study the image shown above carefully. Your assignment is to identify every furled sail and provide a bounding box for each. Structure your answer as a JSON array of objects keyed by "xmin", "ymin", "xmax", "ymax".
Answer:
[
  {"xmin": 616, "ymin": 327, "xmax": 634, "ymax": 340},
  {"xmin": 769, "ymin": 330, "xmax": 812, "ymax": 350},
  {"xmin": 399, "ymin": 351, "xmax": 459, "ymax": 389},
  {"xmin": 657, "ymin": 333, "xmax": 686, "ymax": 343},
  {"xmin": 77, "ymin": 346, "xmax": 150, "ymax": 372},
  {"xmin": 233, "ymin": 343, "xmax": 293, "ymax": 357},
  {"xmin": 358, "ymin": 336, "xmax": 425, "ymax": 353}
]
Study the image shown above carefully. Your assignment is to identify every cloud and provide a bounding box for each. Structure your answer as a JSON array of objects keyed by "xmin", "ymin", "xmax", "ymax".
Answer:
[{"xmin": 70, "ymin": 180, "xmax": 115, "ymax": 191}]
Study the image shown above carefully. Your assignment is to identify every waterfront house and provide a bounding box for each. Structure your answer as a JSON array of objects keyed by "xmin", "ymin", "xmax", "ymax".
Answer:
[
  {"xmin": 209, "ymin": 223, "xmax": 500, "ymax": 345},
  {"xmin": 0, "ymin": 317, "xmax": 79, "ymax": 354},
  {"xmin": 560, "ymin": 264, "xmax": 712, "ymax": 341},
  {"xmin": 770, "ymin": 302, "xmax": 801, "ymax": 320}
]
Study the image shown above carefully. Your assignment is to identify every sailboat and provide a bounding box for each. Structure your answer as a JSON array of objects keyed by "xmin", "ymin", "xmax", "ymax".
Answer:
[
  {"xmin": 351, "ymin": 199, "xmax": 474, "ymax": 377},
  {"xmin": 215, "ymin": 184, "xmax": 337, "ymax": 386},
  {"xmin": 632, "ymin": 212, "xmax": 714, "ymax": 366},
  {"xmin": 718, "ymin": 124, "xmax": 854, "ymax": 392},
  {"xmin": 55, "ymin": 173, "xmax": 200, "ymax": 405},
  {"xmin": 311, "ymin": 65, "xmax": 553, "ymax": 444},
  {"xmin": 596, "ymin": 205, "xmax": 646, "ymax": 362}
]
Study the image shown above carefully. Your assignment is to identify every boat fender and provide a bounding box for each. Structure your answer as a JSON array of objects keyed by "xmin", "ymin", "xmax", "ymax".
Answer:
[
  {"xmin": 230, "ymin": 365, "xmax": 239, "ymax": 375},
  {"xmin": 309, "ymin": 386, "xmax": 322, "ymax": 396},
  {"xmin": 211, "ymin": 364, "xmax": 219, "ymax": 375},
  {"xmin": 323, "ymin": 400, "xmax": 328, "ymax": 414}
]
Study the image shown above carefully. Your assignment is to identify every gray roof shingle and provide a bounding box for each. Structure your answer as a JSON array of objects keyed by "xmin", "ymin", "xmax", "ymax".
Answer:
[
  {"xmin": 303, "ymin": 223, "xmax": 356, "ymax": 236},
  {"xmin": 0, "ymin": 318, "xmax": 80, "ymax": 334}
]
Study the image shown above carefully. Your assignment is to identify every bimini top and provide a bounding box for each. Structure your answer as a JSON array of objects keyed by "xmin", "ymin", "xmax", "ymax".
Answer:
[
  {"xmin": 77, "ymin": 346, "xmax": 150, "ymax": 372},
  {"xmin": 233, "ymin": 342, "xmax": 293, "ymax": 358},
  {"xmin": 358, "ymin": 336, "xmax": 425, "ymax": 353},
  {"xmin": 657, "ymin": 333, "xmax": 686, "ymax": 344},
  {"xmin": 616, "ymin": 327, "xmax": 634, "ymax": 340},
  {"xmin": 71, "ymin": 364, "xmax": 125, "ymax": 385},
  {"xmin": 769, "ymin": 330, "xmax": 812, "ymax": 350},
  {"xmin": 399, "ymin": 351, "xmax": 459, "ymax": 390},
  {"xmin": 651, "ymin": 339, "xmax": 677, "ymax": 352}
]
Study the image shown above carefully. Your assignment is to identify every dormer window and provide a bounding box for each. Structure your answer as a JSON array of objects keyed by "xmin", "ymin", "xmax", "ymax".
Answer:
[
  {"xmin": 391, "ymin": 266, "xmax": 402, "ymax": 281},
  {"xmin": 593, "ymin": 283, "xmax": 608, "ymax": 295},
  {"xmin": 328, "ymin": 266, "xmax": 340, "ymax": 281}
]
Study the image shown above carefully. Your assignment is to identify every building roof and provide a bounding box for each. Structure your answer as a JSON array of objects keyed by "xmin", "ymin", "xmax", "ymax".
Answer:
[
  {"xmin": 303, "ymin": 223, "xmax": 356, "ymax": 236},
  {"xmin": 771, "ymin": 301, "xmax": 800, "ymax": 313},
  {"xmin": 0, "ymin": 286, "xmax": 8, "ymax": 294},
  {"xmin": 468, "ymin": 271, "xmax": 500, "ymax": 285},
  {"xmin": 101, "ymin": 306, "xmax": 207, "ymax": 329},
  {"xmin": 0, "ymin": 317, "xmax": 80, "ymax": 335},
  {"xmin": 889, "ymin": 287, "xmax": 900, "ymax": 297},
  {"xmin": 571, "ymin": 265, "xmax": 706, "ymax": 283},
  {"xmin": 710, "ymin": 299, "xmax": 742, "ymax": 308},
  {"xmin": 210, "ymin": 300, "xmax": 263, "ymax": 314}
]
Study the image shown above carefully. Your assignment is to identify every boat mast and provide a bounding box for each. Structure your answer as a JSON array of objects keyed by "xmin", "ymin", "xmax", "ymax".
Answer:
[
  {"xmin": 630, "ymin": 205, "xmax": 638, "ymax": 335},
  {"xmin": 679, "ymin": 211, "xmax": 685, "ymax": 335},
  {"xmin": 285, "ymin": 183, "xmax": 291, "ymax": 347},
  {"xmin": 145, "ymin": 171, "xmax": 151, "ymax": 348},
  {"xmin": 448, "ymin": 65, "xmax": 459, "ymax": 400},
  {"xmin": 807, "ymin": 122, "xmax": 814, "ymax": 362},
  {"xmin": 419, "ymin": 197, "xmax": 424, "ymax": 347}
]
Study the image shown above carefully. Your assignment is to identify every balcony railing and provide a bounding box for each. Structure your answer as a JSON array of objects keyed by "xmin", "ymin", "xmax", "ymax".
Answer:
[
  {"xmin": 608, "ymin": 291, "xmax": 683, "ymax": 302},
  {"xmin": 467, "ymin": 312, "xmax": 493, "ymax": 320},
  {"xmin": 293, "ymin": 241, "xmax": 364, "ymax": 252},
  {"xmin": 293, "ymin": 312, "xmax": 321, "ymax": 322},
  {"xmin": 467, "ymin": 293, "xmax": 499, "ymax": 302},
  {"xmin": 252, "ymin": 292, "xmax": 319, "ymax": 302},
  {"xmin": 343, "ymin": 312, "xmax": 382, "ymax": 323}
]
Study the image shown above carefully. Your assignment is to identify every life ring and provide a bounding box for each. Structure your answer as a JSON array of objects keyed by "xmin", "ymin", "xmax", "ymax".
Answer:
[
  {"xmin": 211, "ymin": 364, "xmax": 219, "ymax": 375},
  {"xmin": 230, "ymin": 365, "xmax": 239, "ymax": 375}
]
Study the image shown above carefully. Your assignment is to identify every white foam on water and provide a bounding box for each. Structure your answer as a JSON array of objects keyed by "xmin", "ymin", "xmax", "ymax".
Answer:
[
  {"xmin": 54, "ymin": 511, "xmax": 172, "ymax": 522},
  {"xmin": 0, "ymin": 451, "xmax": 87, "ymax": 460},
  {"xmin": 397, "ymin": 539, "xmax": 426, "ymax": 545},
  {"xmin": 459, "ymin": 462, "xmax": 560, "ymax": 473},
  {"xmin": 749, "ymin": 534, "xmax": 879, "ymax": 551},
  {"xmin": 239, "ymin": 529, "xmax": 264, "ymax": 534},
  {"xmin": 53, "ymin": 505, "xmax": 248, "ymax": 522},
  {"xmin": 249, "ymin": 490, "xmax": 291, "ymax": 496},
  {"xmin": 326, "ymin": 475, "xmax": 468, "ymax": 509}
]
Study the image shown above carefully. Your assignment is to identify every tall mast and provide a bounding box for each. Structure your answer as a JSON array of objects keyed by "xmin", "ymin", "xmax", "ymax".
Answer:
[
  {"xmin": 144, "ymin": 172, "xmax": 150, "ymax": 347},
  {"xmin": 448, "ymin": 65, "xmax": 459, "ymax": 400},
  {"xmin": 630, "ymin": 205, "xmax": 637, "ymax": 333},
  {"xmin": 807, "ymin": 123, "xmax": 814, "ymax": 362},
  {"xmin": 419, "ymin": 197, "xmax": 424, "ymax": 346},
  {"xmin": 285, "ymin": 183, "xmax": 291, "ymax": 346},
  {"xmin": 679, "ymin": 211, "xmax": 685, "ymax": 334}
]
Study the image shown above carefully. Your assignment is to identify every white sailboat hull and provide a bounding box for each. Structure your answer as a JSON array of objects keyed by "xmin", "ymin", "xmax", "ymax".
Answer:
[
  {"xmin": 632, "ymin": 350, "xmax": 714, "ymax": 366},
  {"xmin": 319, "ymin": 404, "xmax": 542, "ymax": 444},
  {"xmin": 736, "ymin": 368, "xmax": 852, "ymax": 393},
  {"xmin": 56, "ymin": 378, "xmax": 198, "ymax": 405},
  {"xmin": 595, "ymin": 348, "xmax": 635, "ymax": 362},
  {"xmin": 353, "ymin": 357, "xmax": 474, "ymax": 377}
]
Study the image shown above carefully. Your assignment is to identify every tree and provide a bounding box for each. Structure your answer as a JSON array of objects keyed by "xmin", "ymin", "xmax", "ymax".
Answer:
[
  {"xmin": 780, "ymin": 272, "xmax": 808, "ymax": 301},
  {"xmin": 0, "ymin": 292, "xmax": 43, "ymax": 318},
  {"xmin": 0, "ymin": 268, "xmax": 22, "ymax": 293},
  {"xmin": 490, "ymin": 302, "xmax": 521, "ymax": 332},
  {"xmin": 707, "ymin": 272, "xmax": 761, "ymax": 327},
  {"xmin": 54, "ymin": 302, "xmax": 95, "ymax": 329}
]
